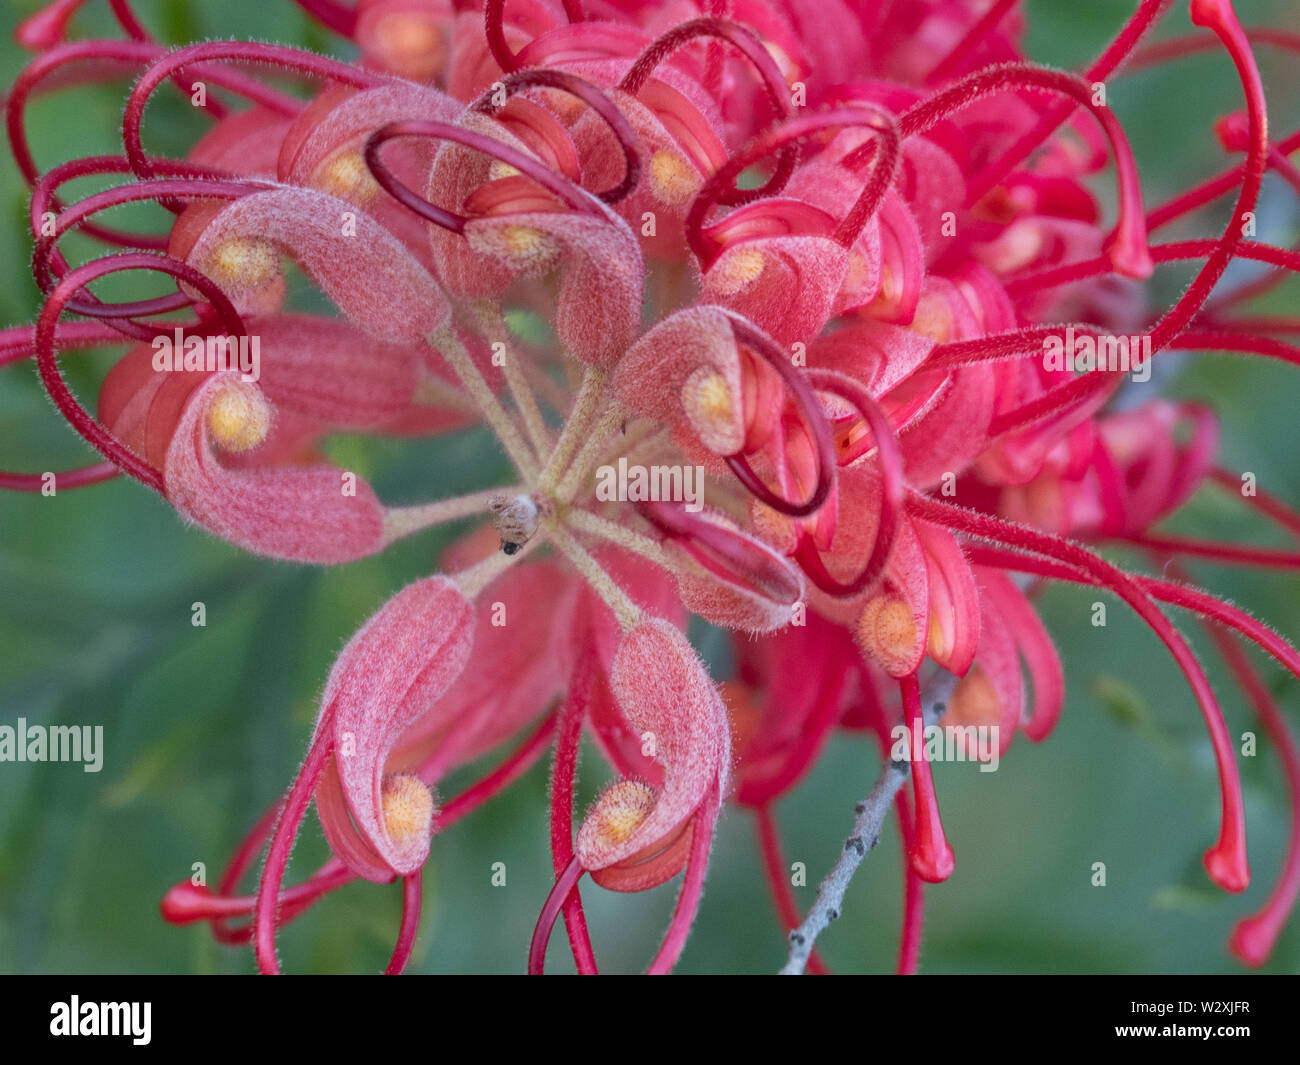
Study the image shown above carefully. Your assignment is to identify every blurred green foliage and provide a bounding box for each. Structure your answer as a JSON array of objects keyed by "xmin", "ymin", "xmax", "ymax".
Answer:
[{"xmin": 1, "ymin": 0, "xmax": 1298, "ymax": 974}]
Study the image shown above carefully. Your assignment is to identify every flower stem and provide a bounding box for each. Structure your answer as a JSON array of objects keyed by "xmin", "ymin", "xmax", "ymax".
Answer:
[
  {"xmin": 546, "ymin": 518, "xmax": 641, "ymax": 629},
  {"xmin": 384, "ymin": 872, "xmax": 423, "ymax": 975},
  {"xmin": 754, "ymin": 806, "xmax": 830, "ymax": 975},
  {"xmin": 779, "ymin": 671, "xmax": 957, "ymax": 975},
  {"xmin": 429, "ymin": 326, "xmax": 540, "ymax": 482},
  {"xmin": 556, "ymin": 403, "xmax": 626, "ymax": 503},
  {"xmin": 382, "ymin": 486, "xmax": 521, "ymax": 546},
  {"xmin": 475, "ymin": 303, "xmax": 553, "ymax": 460},
  {"xmin": 564, "ymin": 508, "xmax": 668, "ymax": 566},
  {"xmin": 539, "ymin": 366, "xmax": 609, "ymax": 495},
  {"xmin": 453, "ymin": 536, "xmax": 537, "ymax": 599}
]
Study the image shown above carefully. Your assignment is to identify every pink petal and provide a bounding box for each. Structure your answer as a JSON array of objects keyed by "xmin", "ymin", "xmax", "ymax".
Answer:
[
  {"xmin": 252, "ymin": 314, "xmax": 419, "ymax": 428},
  {"xmin": 651, "ymin": 505, "xmax": 806, "ymax": 633},
  {"xmin": 609, "ymin": 305, "xmax": 745, "ymax": 459},
  {"xmin": 461, "ymin": 205, "xmax": 644, "ymax": 368},
  {"xmin": 702, "ymin": 234, "xmax": 850, "ymax": 348},
  {"xmin": 178, "ymin": 187, "xmax": 449, "ymax": 342},
  {"xmin": 899, "ymin": 364, "xmax": 996, "ymax": 489},
  {"xmin": 161, "ymin": 374, "xmax": 387, "ymax": 563},
  {"xmin": 853, "ymin": 517, "xmax": 929, "ymax": 678},
  {"xmin": 314, "ymin": 575, "xmax": 475, "ymax": 880},
  {"xmin": 392, "ymin": 561, "xmax": 582, "ymax": 776},
  {"xmin": 575, "ymin": 619, "xmax": 730, "ymax": 872},
  {"xmin": 979, "ymin": 570, "xmax": 1065, "ymax": 742},
  {"xmin": 189, "ymin": 106, "xmax": 295, "ymax": 177},
  {"xmin": 913, "ymin": 517, "xmax": 981, "ymax": 677},
  {"xmin": 808, "ymin": 318, "xmax": 936, "ymax": 398}
]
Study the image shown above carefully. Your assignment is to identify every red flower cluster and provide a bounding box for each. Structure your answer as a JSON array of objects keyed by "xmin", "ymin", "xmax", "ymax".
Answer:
[{"xmin": 5, "ymin": 0, "xmax": 1300, "ymax": 973}]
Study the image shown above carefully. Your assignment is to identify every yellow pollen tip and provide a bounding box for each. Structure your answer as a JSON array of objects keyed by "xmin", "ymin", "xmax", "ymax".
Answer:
[
  {"xmin": 315, "ymin": 151, "xmax": 381, "ymax": 205},
  {"xmin": 487, "ymin": 160, "xmax": 522, "ymax": 181},
  {"xmin": 857, "ymin": 595, "xmax": 919, "ymax": 676},
  {"xmin": 647, "ymin": 149, "xmax": 699, "ymax": 205},
  {"xmin": 683, "ymin": 366, "xmax": 744, "ymax": 454},
  {"xmin": 587, "ymin": 780, "xmax": 657, "ymax": 847},
  {"xmin": 911, "ymin": 298, "xmax": 953, "ymax": 344},
  {"xmin": 471, "ymin": 223, "xmax": 560, "ymax": 272},
  {"xmin": 381, "ymin": 773, "xmax": 434, "ymax": 844},
  {"xmin": 693, "ymin": 372, "xmax": 734, "ymax": 423},
  {"xmin": 710, "ymin": 245, "xmax": 766, "ymax": 295},
  {"xmin": 208, "ymin": 237, "xmax": 278, "ymax": 288},
  {"xmin": 206, "ymin": 383, "xmax": 271, "ymax": 453},
  {"xmin": 501, "ymin": 224, "xmax": 547, "ymax": 253}
]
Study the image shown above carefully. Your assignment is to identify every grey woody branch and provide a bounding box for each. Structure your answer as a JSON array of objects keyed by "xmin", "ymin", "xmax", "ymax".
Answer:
[{"xmin": 778, "ymin": 669, "xmax": 958, "ymax": 976}]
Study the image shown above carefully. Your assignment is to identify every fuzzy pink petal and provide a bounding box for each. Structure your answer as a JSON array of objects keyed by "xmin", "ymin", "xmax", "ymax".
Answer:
[
  {"xmin": 462, "ymin": 204, "xmax": 644, "ymax": 368},
  {"xmin": 703, "ymin": 235, "xmax": 849, "ymax": 349},
  {"xmin": 181, "ymin": 187, "xmax": 449, "ymax": 341},
  {"xmin": 657, "ymin": 507, "xmax": 806, "ymax": 633},
  {"xmin": 315, "ymin": 760, "xmax": 394, "ymax": 883},
  {"xmin": 913, "ymin": 517, "xmax": 981, "ymax": 677},
  {"xmin": 851, "ymin": 518, "xmax": 929, "ymax": 679},
  {"xmin": 315, "ymin": 575, "xmax": 475, "ymax": 880},
  {"xmin": 253, "ymin": 314, "xmax": 419, "ymax": 428},
  {"xmin": 575, "ymin": 619, "xmax": 730, "ymax": 871},
  {"xmin": 898, "ymin": 365, "xmax": 996, "ymax": 488},
  {"xmin": 808, "ymin": 318, "xmax": 936, "ymax": 398},
  {"xmin": 851, "ymin": 189, "xmax": 924, "ymax": 324},
  {"xmin": 392, "ymin": 561, "xmax": 582, "ymax": 775},
  {"xmin": 609, "ymin": 305, "xmax": 745, "ymax": 456},
  {"xmin": 280, "ymin": 81, "xmax": 459, "ymax": 187},
  {"xmin": 950, "ymin": 586, "xmax": 1024, "ymax": 759},
  {"xmin": 162, "ymin": 374, "xmax": 386, "ymax": 563},
  {"xmin": 980, "ymin": 569, "xmax": 1065, "ymax": 742}
]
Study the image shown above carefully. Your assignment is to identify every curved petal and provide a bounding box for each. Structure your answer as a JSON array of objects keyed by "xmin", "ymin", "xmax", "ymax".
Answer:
[{"xmin": 314, "ymin": 575, "xmax": 475, "ymax": 880}]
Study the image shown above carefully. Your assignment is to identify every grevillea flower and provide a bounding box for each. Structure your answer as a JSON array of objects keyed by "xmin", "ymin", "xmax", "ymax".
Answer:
[{"xmin": 7, "ymin": 0, "xmax": 1300, "ymax": 974}]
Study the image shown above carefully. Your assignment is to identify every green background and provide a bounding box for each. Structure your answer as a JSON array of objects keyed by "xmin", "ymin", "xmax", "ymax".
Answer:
[{"xmin": 1, "ymin": 0, "xmax": 1298, "ymax": 974}]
